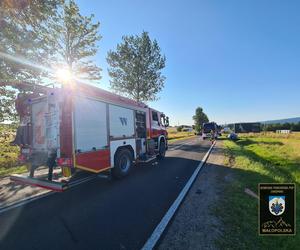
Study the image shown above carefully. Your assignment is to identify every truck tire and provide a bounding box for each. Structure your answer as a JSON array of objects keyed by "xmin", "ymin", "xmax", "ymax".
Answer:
[
  {"xmin": 157, "ymin": 140, "xmax": 166, "ymax": 160},
  {"xmin": 112, "ymin": 148, "xmax": 133, "ymax": 179}
]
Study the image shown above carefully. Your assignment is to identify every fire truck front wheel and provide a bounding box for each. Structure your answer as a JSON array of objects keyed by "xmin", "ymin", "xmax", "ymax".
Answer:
[
  {"xmin": 112, "ymin": 148, "xmax": 133, "ymax": 179},
  {"xmin": 157, "ymin": 140, "xmax": 166, "ymax": 160}
]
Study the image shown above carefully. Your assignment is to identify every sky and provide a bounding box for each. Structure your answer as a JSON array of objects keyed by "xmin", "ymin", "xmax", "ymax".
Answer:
[{"xmin": 76, "ymin": 0, "xmax": 300, "ymax": 126}]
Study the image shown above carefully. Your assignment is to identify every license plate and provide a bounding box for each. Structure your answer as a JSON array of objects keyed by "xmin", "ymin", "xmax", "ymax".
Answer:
[{"xmin": 22, "ymin": 148, "xmax": 30, "ymax": 154}]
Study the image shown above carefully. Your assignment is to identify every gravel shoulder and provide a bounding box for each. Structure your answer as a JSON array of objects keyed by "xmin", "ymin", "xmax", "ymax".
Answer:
[{"xmin": 157, "ymin": 141, "xmax": 233, "ymax": 250}]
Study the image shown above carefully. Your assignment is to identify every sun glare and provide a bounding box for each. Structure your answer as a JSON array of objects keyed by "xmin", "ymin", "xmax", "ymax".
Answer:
[{"xmin": 55, "ymin": 68, "xmax": 73, "ymax": 83}]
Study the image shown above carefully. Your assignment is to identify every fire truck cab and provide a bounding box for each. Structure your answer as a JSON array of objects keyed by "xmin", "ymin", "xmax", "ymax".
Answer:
[{"xmin": 11, "ymin": 82, "xmax": 169, "ymax": 191}]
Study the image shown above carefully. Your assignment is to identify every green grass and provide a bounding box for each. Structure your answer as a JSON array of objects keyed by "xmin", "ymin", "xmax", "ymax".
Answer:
[
  {"xmin": 215, "ymin": 133, "xmax": 300, "ymax": 249},
  {"xmin": 0, "ymin": 124, "xmax": 27, "ymax": 177}
]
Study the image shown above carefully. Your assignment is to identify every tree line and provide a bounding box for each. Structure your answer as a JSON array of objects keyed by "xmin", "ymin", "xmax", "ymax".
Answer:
[
  {"xmin": 262, "ymin": 122, "xmax": 300, "ymax": 132},
  {"xmin": 0, "ymin": 0, "xmax": 166, "ymax": 122}
]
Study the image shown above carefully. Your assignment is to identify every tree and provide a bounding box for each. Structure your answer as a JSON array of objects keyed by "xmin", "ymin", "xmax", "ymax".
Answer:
[
  {"xmin": 107, "ymin": 31, "xmax": 166, "ymax": 102},
  {"xmin": 263, "ymin": 122, "xmax": 300, "ymax": 132},
  {"xmin": 193, "ymin": 107, "xmax": 209, "ymax": 133},
  {"xmin": 0, "ymin": 0, "xmax": 60, "ymax": 82},
  {"xmin": 48, "ymin": 0, "xmax": 102, "ymax": 81},
  {"xmin": 0, "ymin": 0, "xmax": 61, "ymax": 122},
  {"xmin": 0, "ymin": 0, "xmax": 102, "ymax": 122},
  {"xmin": 177, "ymin": 126, "xmax": 183, "ymax": 132}
]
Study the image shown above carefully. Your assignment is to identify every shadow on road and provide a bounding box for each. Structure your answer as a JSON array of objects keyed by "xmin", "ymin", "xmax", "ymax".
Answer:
[{"xmin": 0, "ymin": 152, "xmax": 207, "ymax": 250}]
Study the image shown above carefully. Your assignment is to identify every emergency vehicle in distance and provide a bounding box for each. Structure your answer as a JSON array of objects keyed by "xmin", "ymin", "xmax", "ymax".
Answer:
[
  {"xmin": 202, "ymin": 122, "xmax": 219, "ymax": 140},
  {"xmin": 11, "ymin": 82, "xmax": 169, "ymax": 191}
]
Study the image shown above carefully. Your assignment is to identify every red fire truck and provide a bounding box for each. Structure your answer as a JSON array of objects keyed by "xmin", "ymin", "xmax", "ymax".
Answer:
[{"xmin": 11, "ymin": 82, "xmax": 169, "ymax": 191}]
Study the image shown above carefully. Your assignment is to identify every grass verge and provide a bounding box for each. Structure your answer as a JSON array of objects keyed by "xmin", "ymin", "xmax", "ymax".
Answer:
[{"xmin": 214, "ymin": 133, "xmax": 300, "ymax": 249}]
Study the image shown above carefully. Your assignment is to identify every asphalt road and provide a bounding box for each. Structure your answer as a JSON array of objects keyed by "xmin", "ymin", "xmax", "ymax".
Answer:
[{"xmin": 0, "ymin": 137, "xmax": 211, "ymax": 250}]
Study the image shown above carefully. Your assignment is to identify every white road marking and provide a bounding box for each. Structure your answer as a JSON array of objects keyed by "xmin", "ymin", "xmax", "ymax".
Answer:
[
  {"xmin": 0, "ymin": 191, "xmax": 54, "ymax": 214},
  {"xmin": 141, "ymin": 141, "xmax": 216, "ymax": 250}
]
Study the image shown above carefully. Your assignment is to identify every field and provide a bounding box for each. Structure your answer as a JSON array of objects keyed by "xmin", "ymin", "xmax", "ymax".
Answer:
[
  {"xmin": 0, "ymin": 125, "xmax": 27, "ymax": 176},
  {"xmin": 215, "ymin": 132, "xmax": 300, "ymax": 249},
  {"xmin": 167, "ymin": 127, "xmax": 195, "ymax": 142}
]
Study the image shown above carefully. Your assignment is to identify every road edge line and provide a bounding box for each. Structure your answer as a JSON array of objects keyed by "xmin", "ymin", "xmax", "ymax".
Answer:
[
  {"xmin": 0, "ymin": 175, "xmax": 97, "ymax": 214},
  {"xmin": 0, "ymin": 190, "xmax": 54, "ymax": 214},
  {"xmin": 141, "ymin": 141, "xmax": 216, "ymax": 250}
]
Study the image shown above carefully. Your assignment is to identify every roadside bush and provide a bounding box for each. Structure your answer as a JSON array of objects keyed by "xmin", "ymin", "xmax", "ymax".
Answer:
[
  {"xmin": 0, "ymin": 124, "xmax": 22, "ymax": 171},
  {"xmin": 176, "ymin": 126, "xmax": 183, "ymax": 132}
]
